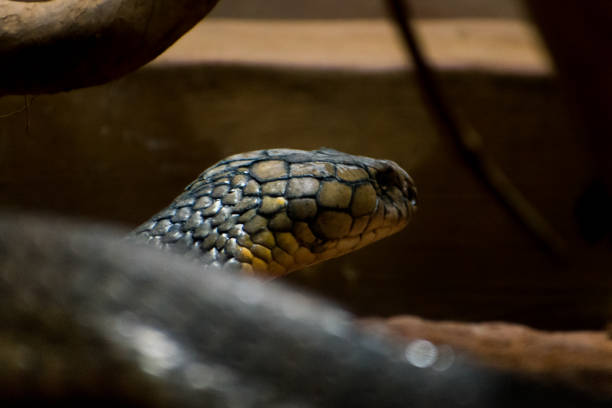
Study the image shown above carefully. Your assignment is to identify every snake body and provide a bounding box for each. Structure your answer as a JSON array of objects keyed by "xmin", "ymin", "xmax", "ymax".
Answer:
[{"xmin": 1, "ymin": 149, "xmax": 608, "ymax": 407}]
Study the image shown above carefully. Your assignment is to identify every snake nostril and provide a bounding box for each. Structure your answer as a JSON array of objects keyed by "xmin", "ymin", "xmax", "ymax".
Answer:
[{"xmin": 407, "ymin": 186, "xmax": 418, "ymax": 207}]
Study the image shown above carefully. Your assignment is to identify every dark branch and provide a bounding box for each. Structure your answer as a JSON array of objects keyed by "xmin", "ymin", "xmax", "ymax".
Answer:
[{"xmin": 385, "ymin": 0, "xmax": 568, "ymax": 259}]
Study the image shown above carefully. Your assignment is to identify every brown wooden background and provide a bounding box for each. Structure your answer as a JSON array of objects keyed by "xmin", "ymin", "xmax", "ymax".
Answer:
[{"xmin": 1, "ymin": 0, "xmax": 610, "ymax": 330}]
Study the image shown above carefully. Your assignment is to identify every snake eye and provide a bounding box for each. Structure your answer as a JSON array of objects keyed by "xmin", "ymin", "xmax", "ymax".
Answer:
[
  {"xmin": 375, "ymin": 165, "xmax": 418, "ymax": 208},
  {"xmin": 375, "ymin": 167, "xmax": 402, "ymax": 191}
]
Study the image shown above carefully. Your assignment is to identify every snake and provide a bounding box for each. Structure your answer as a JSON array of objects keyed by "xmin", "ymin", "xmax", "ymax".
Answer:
[
  {"xmin": 130, "ymin": 148, "xmax": 417, "ymax": 277},
  {"xmin": 1, "ymin": 148, "xmax": 608, "ymax": 407}
]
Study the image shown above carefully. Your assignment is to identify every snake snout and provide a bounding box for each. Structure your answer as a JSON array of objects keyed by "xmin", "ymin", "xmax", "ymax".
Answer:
[{"xmin": 374, "ymin": 160, "xmax": 418, "ymax": 211}]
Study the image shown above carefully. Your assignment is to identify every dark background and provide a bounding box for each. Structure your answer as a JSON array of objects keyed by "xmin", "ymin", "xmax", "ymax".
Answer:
[{"xmin": 1, "ymin": 0, "xmax": 609, "ymax": 330}]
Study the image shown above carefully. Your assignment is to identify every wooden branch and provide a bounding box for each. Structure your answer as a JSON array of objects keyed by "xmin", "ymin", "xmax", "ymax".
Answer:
[
  {"xmin": 0, "ymin": 0, "xmax": 220, "ymax": 95},
  {"xmin": 362, "ymin": 315, "xmax": 612, "ymax": 399}
]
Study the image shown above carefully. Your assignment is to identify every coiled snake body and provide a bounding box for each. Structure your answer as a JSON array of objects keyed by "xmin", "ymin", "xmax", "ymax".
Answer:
[{"xmin": 1, "ymin": 149, "xmax": 605, "ymax": 407}]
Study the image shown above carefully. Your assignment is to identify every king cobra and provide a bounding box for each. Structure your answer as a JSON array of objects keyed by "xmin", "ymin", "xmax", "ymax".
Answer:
[
  {"xmin": 0, "ymin": 149, "xmax": 606, "ymax": 407},
  {"xmin": 131, "ymin": 148, "xmax": 417, "ymax": 277}
]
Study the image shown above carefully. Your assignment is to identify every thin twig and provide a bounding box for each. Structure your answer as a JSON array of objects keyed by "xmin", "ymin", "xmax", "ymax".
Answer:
[
  {"xmin": 0, "ymin": 98, "xmax": 28, "ymax": 118},
  {"xmin": 385, "ymin": 0, "xmax": 568, "ymax": 259}
]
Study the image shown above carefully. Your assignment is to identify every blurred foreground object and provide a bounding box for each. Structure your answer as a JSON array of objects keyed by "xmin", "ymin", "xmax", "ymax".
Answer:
[
  {"xmin": 0, "ymin": 214, "xmax": 609, "ymax": 407},
  {"xmin": 0, "ymin": 0, "xmax": 219, "ymax": 94}
]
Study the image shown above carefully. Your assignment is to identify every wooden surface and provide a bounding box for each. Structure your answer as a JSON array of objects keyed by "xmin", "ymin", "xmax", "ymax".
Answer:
[{"xmin": 152, "ymin": 19, "xmax": 551, "ymax": 74}]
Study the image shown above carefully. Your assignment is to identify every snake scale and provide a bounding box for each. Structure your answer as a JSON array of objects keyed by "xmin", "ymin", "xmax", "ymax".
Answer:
[{"xmin": 1, "ymin": 149, "xmax": 608, "ymax": 407}]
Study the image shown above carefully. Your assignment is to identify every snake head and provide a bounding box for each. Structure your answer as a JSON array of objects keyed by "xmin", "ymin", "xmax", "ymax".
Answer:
[
  {"xmin": 135, "ymin": 148, "xmax": 417, "ymax": 277},
  {"xmin": 287, "ymin": 148, "xmax": 418, "ymax": 256}
]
